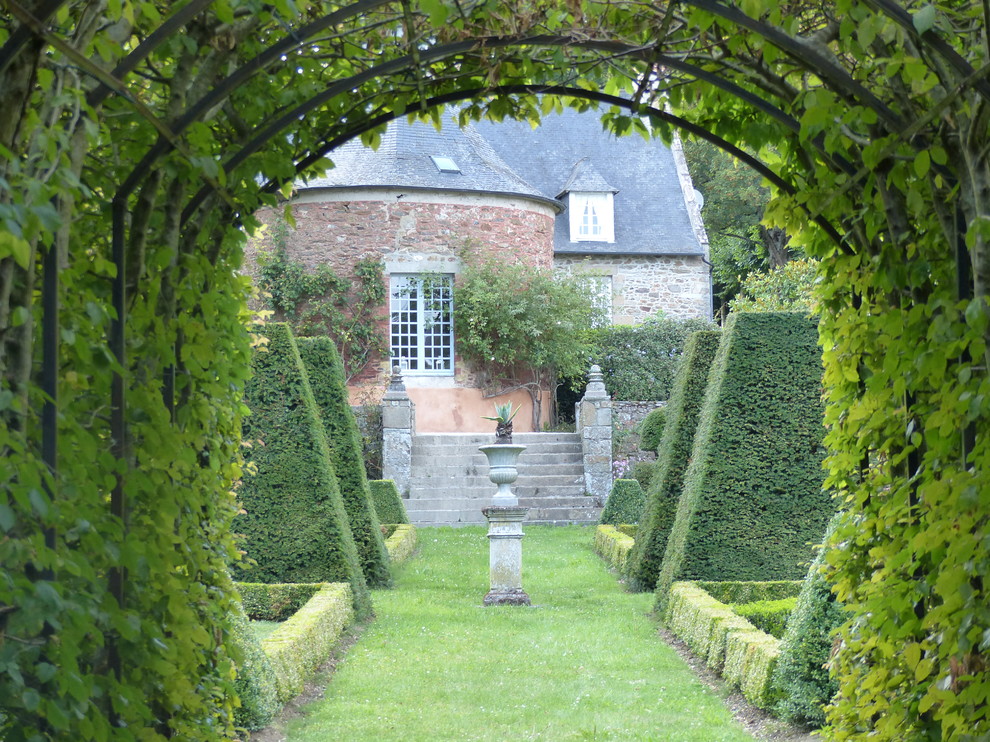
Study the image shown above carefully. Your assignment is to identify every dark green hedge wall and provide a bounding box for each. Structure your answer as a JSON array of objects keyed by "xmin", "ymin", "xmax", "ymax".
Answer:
[
  {"xmin": 297, "ymin": 336, "xmax": 391, "ymax": 588},
  {"xmin": 591, "ymin": 316, "xmax": 714, "ymax": 400},
  {"xmin": 369, "ymin": 480, "xmax": 410, "ymax": 524},
  {"xmin": 654, "ymin": 313, "xmax": 832, "ymax": 613},
  {"xmin": 624, "ymin": 330, "xmax": 721, "ymax": 591},
  {"xmin": 771, "ymin": 515, "xmax": 845, "ymax": 728},
  {"xmin": 599, "ymin": 479, "xmax": 646, "ymax": 525},
  {"xmin": 234, "ymin": 324, "xmax": 370, "ymax": 616},
  {"xmin": 639, "ymin": 407, "xmax": 666, "ymax": 452}
]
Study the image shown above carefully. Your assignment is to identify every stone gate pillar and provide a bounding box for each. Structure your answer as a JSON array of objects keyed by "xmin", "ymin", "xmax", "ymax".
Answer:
[
  {"xmin": 382, "ymin": 365, "xmax": 415, "ymax": 497},
  {"xmin": 576, "ymin": 364, "xmax": 612, "ymax": 503}
]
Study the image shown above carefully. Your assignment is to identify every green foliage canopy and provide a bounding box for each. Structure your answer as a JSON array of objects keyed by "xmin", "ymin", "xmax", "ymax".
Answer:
[{"xmin": 2, "ymin": 0, "xmax": 989, "ymax": 738}]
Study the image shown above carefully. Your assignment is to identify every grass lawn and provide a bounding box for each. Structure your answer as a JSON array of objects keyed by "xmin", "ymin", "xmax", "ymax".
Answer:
[
  {"xmin": 251, "ymin": 620, "xmax": 282, "ymax": 642},
  {"xmin": 283, "ymin": 525, "xmax": 755, "ymax": 741}
]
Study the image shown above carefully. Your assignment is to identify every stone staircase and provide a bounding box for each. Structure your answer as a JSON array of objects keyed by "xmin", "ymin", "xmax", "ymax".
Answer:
[{"xmin": 404, "ymin": 432, "xmax": 602, "ymax": 526}]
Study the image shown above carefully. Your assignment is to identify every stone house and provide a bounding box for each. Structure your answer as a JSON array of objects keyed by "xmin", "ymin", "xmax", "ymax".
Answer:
[{"xmin": 246, "ymin": 105, "xmax": 710, "ymax": 433}]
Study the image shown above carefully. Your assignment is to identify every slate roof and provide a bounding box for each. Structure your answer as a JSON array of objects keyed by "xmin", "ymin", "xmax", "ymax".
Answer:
[
  {"xmin": 474, "ymin": 106, "xmax": 703, "ymax": 256},
  {"xmin": 300, "ymin": 105, "xmax": 703, "ymax": 257},
  {"xmin": 300, "ymin": 115, "xmax": 559, "ymax": 211}
]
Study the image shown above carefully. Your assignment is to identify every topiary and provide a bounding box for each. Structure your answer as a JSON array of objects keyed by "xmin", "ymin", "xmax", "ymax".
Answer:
[
  {"xmin": 638, "ymin": 407, "xmax": 666, "ymax": 452},
  {"xmin": 771, "ymin": 515, "xmax": 845, "ymax": 729},
  {"xmin": 297, "ymin": 336, "xmax": 392, "ymax": 588},
  {"xmin": 629, "ymin": 460, "xmax": 657, "ymax": 492},
  {"xmin": 599, "ymin": 479, "xmax": 646, "ymax": 525},
  {"xmin": 235, "ymin": 323, "xmax": 370, "ymax": 617},
  {"xmin": 624, "ymin": 330, "xmax": 721, "ymax": 591},
  {"xmin": 369, "ymin": 480, "xmax": 410, "ymax": 524},
  {"xmin": 654, "ymin": 313, "xmax": 832, "ymax": 614},
  {"xmin": 228, "ymin": 603, "xmax": 280, "ymax": 731}
]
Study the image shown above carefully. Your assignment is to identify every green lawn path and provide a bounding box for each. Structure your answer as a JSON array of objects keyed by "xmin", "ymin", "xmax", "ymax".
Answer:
[{"xmin": 284, "ymin": 525, "xmax": 756, "ymax": 741}]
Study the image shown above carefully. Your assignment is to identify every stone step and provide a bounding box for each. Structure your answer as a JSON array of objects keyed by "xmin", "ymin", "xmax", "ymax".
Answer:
[
  {"xmin": 408, "ymin": 463, "xmax": 584, "ymax": 478},
  {"xmin": 410, "ymin": 449, "xmax": 583, "ymax": 463},
  {"xmin": 405, "ymin": 506, "xmax": 602, "ymax": 527},
  {"xmin": 412, "ymin": 432, "xmax": 580, "ymax": 445}
]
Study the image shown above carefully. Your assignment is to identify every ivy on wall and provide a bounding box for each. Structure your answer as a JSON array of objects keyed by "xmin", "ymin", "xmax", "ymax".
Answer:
[{"xmin": 257, "ymin": 218, "xmax": 387, "ymax": 382}]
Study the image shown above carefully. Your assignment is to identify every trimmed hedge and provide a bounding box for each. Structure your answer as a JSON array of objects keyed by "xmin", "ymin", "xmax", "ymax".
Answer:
[
  {"xmin": 664, "ymin": 582, "xmax": 781, "ymax": 710},
  {"xmin": 591, "ymin": 315, "xmax": 714, "ymax": 400},
  {"xmin": 298, "ymin": 337, "xmax": 392, "ymax": 588},
  {"xmin": 237, "ymin": 582, "xmax": 323, "ymax": 621},
  {"xmin": 369, "ymin": 479, "xmax": 410, "ymax": 525},
  {"xmin": 655, "ymin": 313, "xmax": 832, "ymax": 613},
  {"xmin": 229, "ymin": 606, "xmax": 279, "ymax": 731},
  {"xmin": 263, "ymin": 583, "xmax": 355, "ymax": 703},
  {"xmin": 639, "ymin": 407, "xmax": 666, "ymax": 452},
  {"xmin": 732, "ymin": 598, "xmax": 797, "ymax": 639},
  {"xmin": 624, "ymin": 330, "xmax": 721, "ymax": 591},
  {"xmin": 629, "ymin": 460, "xmax": 656, "ymax": 492},
  {"xmin": 771, "ymin": 515, "xmax": 845, "ymax": 728},
  {"xmin": 384, "ymin": 524, "xmax": 417, "ymax": 565},
  {"xmin": 599, "ymin": 478, "xmax": 646, "ymax": 525},
  {"xmin": 698, "ymin": 580, "xmax": 802, "ymax": 605},
  {"xmin": 594, "ymin": 525, "xmax": 635, "ymax": 571},
  {"xmin": 235, "ymin": 323, "xmax": 370, "ymax": 616}
]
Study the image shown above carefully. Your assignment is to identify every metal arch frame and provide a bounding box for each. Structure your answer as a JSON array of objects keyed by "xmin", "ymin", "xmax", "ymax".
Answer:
[{"xmin": 4, "ymin": 0, "xmax": 975, "ymax": 693}]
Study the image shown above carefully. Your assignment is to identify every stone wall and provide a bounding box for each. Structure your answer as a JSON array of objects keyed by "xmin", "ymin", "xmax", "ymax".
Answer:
[
  {"xmin": 554, "ymin": 254, "xmax": 711, "ymax": 324},
  {"xmin": 613, "ymin": 400, "xmax": 666, "ymax": 459}
]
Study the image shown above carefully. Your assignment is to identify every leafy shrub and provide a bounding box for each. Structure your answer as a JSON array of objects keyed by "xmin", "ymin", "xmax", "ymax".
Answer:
[
  {"xmin": 235, "ymin": 323, "xmax": 370, "ymax": 616},
  {"xmin": 654, "ymin": 313, "xmax": 832, "ymax": 614},
  {"xmin": 731, "ymin": 258, "xmax": 818, "ymax": 313},
  {"xmin": 228, "ymin": 607, "xmax": 279, "ymax": 731},
  {"xmin": 624, "ymin": 331, "xmax": 721, "ymax": 591},
  {"xmin": 599, "ymin": 479, "xmax": 646, "ymax": 525},
  {"xmin": 236, "ymin": 583, "xmax": 323, "ymax": 622},
  {"xmin": 591, "ymin": 315, "xmax": 714, "ymax": 401},
  {"xmin": 630, "ymin": 460, "xmax": 657, "ymax": 491},
  {"xmin": 732, "ymin": 598, "xmax": 797, "ymax": 639},
  {"xmin": 369, "ymin": 479, "xmax": 410, "ymax": 524},
  {"xmin": 698, "ymin": 580, "xmax": 802, "ymax": 605},
  {"xmin": 772, "ymin": 515, "xmax": 845, "ymax": 728},
  {"xmin": 298, "ymin": 336, "xmax": 391, "ymax": 588},
  {"xmin": 594, "ymin": 525, "xmax": 635, "ymax": 571},
  {"xmin": 639, "ymin": 407, "xmax": 666, "ymax": 452}
]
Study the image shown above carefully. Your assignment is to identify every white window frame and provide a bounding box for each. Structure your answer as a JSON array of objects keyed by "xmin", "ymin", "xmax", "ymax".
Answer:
[
  {"xmin": 568, "ymin": 192, "xmax": 615, "ymax": 243},
  {"xmin": 389, "ymin": 273, "xmax": 455, "ymax": 376},
  {"xmin": 584, "ymin": 275, "xmax": 613, "ymax": 326}
]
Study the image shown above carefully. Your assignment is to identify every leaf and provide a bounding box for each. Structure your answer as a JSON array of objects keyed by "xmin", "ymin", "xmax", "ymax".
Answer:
[
  {"xmin": 914, "ymin": 150, "xmax": 931, "ymax": 178},
  {"xmin": 912, "ymin": 5, "xmax": 937, "ymax": 34},
  {"xmin": 0, "ymin": 231, "xmax": 31, "ymax": 269}
]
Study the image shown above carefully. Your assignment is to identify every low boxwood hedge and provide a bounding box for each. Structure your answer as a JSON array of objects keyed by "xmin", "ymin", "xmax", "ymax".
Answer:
[
  {"xmin": 384, "ymin": 524, "xmax": 417, "ymax": 565},
  {"xmin": 229, "ymin": 606, "xmax": 280, "ymax": 731},
  {"xmin": 732, "ymin": 598, "xmax": 797, "ymax": 639},
  {"xmin": 664, "ymin": 581, "xmax": 784, "ymax": 710},
  {"xmin": 594, "ymin": 525, "xmax": 635, "ymax": 571},
  {"xmin": 263, "ymin": 583, "xmax": 355, "ymax": 703},
  {"xmin": 237, "ymin": 582, "xmax": 323, "ymax": 621}
]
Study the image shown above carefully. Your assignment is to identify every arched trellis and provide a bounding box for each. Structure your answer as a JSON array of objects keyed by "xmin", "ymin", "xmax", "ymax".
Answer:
[{"xmin": 2, "ymin": 0, "xmax": 987, "ymax": 738}]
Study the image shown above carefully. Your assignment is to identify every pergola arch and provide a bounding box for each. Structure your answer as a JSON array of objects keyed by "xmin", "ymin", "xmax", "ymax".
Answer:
[{"xmin": 1, "ymin": 1, "xmax": 987, "ymax": 738}]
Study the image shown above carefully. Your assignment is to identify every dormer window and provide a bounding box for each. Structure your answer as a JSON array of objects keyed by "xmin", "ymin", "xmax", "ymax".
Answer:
[
  {"xmin": 430, "ymin": 155, "xmax": 461, "ymax": 174},
  {"xmin": 568, "ymin": 192, "xmax": 615, "ymax": 243}
]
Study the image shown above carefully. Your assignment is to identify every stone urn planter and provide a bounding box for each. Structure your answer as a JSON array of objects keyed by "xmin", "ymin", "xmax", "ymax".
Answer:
[{"xmin": 479, "ymin": 402, "xmax": 530, "ymax": 606}]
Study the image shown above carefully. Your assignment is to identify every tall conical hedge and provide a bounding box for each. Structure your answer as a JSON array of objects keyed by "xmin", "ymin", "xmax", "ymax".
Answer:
[
  {"xmin": 234, "ymin": 323, "xmax": 370, "ymax": 616},
  {"xmin": 297, "ymin": 336, "xmax": 392, "ymax": 588},
  {"xmin": 599, "ymin": 478, "xmax": 646, "ymax": 525},
  {"xmin": 624, "ymin": 330, "xmax": 721, "ymax": 592},
  {"xmin": 655, "ymin": 313, "xmax": 832, "ymax": 613}
]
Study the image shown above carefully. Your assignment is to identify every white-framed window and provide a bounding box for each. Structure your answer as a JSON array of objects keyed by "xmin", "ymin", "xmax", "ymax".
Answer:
[
  {"xmin": 584, "ymin": 275, "xmax": 613, "ymax": 326},
  {"xmin": 389, "ymin": 273, "xmax": 454, "ymax": 375},
  {"xmin": 568, "ymin": 192, "xmax": 615, "ymax": 243}
]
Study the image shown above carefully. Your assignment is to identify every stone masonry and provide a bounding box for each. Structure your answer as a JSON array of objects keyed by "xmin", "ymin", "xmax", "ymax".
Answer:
[{"xmin": 576, "ymin": 365, "xmax": 612, "ymax": 503}]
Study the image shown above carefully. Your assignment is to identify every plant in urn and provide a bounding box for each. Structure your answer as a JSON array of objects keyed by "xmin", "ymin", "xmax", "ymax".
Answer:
[{"xmin": 479, "ymin": 402, "xmax": 526, "ymax": 506}]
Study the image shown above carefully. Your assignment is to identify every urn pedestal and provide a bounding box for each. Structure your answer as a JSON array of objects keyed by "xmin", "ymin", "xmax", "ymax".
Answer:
[{"xmin": 479, "ymin": 444, "xmax": 530, "ymax": 606}]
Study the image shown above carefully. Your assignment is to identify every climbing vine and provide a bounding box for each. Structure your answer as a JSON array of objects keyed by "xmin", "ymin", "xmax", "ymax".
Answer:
[
  {"xmin": 2, "ymin": 1, "xmax": 988, "ymax": 739},
  {"xmin": 257, "ymin": 218, "xmax": 388, "ymax": 382}
]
